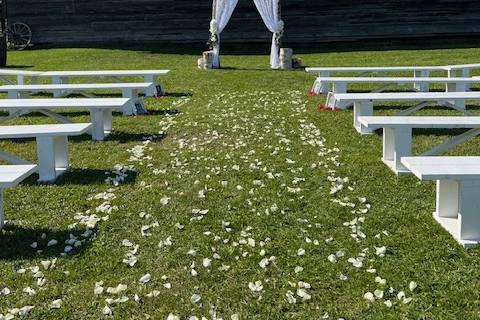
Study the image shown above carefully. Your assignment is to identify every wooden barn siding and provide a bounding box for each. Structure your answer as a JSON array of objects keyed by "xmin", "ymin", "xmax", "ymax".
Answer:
[{"xmin": 8, "ymin": 0, "xmax": 480, "ymax": 44}]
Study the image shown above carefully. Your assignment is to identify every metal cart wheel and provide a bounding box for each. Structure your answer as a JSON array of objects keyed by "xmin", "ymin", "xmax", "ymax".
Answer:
[{"xmin": 7, "ymin": 22, "xmax": 32, "ymax": 51}]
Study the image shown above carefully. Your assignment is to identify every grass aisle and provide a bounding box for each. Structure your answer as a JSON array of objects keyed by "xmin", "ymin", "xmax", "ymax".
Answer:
[{"xmin": 1, "ymin": 40, "xmax": 480, "ymax": 319}]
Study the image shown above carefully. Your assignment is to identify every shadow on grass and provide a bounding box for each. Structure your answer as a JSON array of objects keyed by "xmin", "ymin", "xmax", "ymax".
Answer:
[
  {"xmin": 20, "ymin": 168, "xmax": 138, "ymax": 186},
  {"xmin": 163, "ymin": 92, "xmax": 193, "ymax": 98},
  {"xmin": 55, "ymin": 168, "xmax": 138, "ymax": 185},
  {"xmin": 0, "ymin": 225, "xmax": 93, "ymax": 260},
  {"xmin": 103, "ymin": 131, "xmax": 166, "ymax": 143},
  {"xmin": 370, "ymin": 127, "xmax": 474, "ymax": 137}
]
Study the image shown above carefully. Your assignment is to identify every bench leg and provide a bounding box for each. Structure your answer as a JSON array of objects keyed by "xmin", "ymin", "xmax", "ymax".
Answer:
[
  {"xmin": 16, "ymin": 75, "xmax": 25, "ymax": 85},
  {"xmin": 445, "ymin": 82, "xmax": 467, "ymax": 110},
  {"xmin": 121, "ymin": 88, "xmax": 137, "ymax": 115},
  {"xmin": 332, "ymin": 82, "xmax": 347, "ymax": 94},
  {"xmin": 144, "ymin": 75, "xmax": 162, "ymax": 96},
  {"xmin": 435, "ymin": 179, "xmax": 480, "ymax": 247},
  {"xmin": 36, "ymin": 136, "xmax": 69, "ymax": 182},
  {"xmin": 52, "ymin": 76, "xmax": 68, "ymax": 97},
  {"xmin": 353, "ymin": 101, "xmax": 374, "ymax": 134},
  {"xmin": 312, "ymin": 71, "xmax": 332, "ymax": 94},
  {"xmin": 414, "ymin": 71, "xmax": 429, "ymax": 92},
  {"xmin": 382, "ymin": 127, "xmax": 412, "ymax": 174},
  {"xmin": 312, "ymin": 78, "xmax": 322, "ymax": 95},
  {"xmin": 90, "ymin": 109, "xmax": 112, "ymax": 141},
  {"xmin": 458, "ymin": 180, "xmax": 480, "ymax": 243},
  {"xmin": 462, "ymin": 68, "xmax": 472, "ymax": 91}
]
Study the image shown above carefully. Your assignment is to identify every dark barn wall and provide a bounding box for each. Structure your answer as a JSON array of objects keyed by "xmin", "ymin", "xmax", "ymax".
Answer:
[{"xmin": 8, "ymin": 0, "xmax": 480, "ymax": 44}]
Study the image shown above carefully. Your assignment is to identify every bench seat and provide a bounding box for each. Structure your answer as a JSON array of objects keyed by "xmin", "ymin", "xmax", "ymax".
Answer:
[
  {"xmin": 401, "ymin": 156, "xmax": 480, "ymax": 248},
  {"xmin": 39, "ymin": 69, "xmax": 170, "ymax": 97},
  {"xmin": 328, "ymin": 91, "xmax": 480, "ymax": 134},
  {"xmin": 0, "ymin": 98, "xmax": 130, "ymax": 141},
  {"xmin": 359, "ymin": 116, "xmax": 480, "ymax": 175},
  {"xmin": 0, "ymin": 83, "xmax": 155, "ymax": 115},
  {"xmin": 0, "ymin": 123, "xmax": 92, "ymax": 182},
  {"xmin": 320, "ymin": 76, "xmax": 479, "ymax": 97},
  {"xmin": 306, "ymin": 63, "xmax": 480, "ymax": 94},
  {"xmin": 0, "ymin": 164, "xmax": 38, "ymax": 228}
]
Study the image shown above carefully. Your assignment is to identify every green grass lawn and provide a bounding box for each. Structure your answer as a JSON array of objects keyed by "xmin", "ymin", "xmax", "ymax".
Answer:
[{"xmin": 2, "ymin": 37, "xmax": 480, "ymax": 319}]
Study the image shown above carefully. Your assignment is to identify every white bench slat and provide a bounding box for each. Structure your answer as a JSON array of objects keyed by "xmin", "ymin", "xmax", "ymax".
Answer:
[
  {"xmin": 40, "ymin": 70, "xmax": 170, "ymax": 76},
  {"xmin": 0, "ymin": 83, "xmax": 154, "ymax": 90},
  {"xmin": 40, "ymin": 70, "xmax": 170, "ymax": 97},
  {"xmin": 359, "ymin": 116, "xmax": 480, "ymax": 129},
  {"xmin": 0, "ymin": 98, "xmax": 130, "ymax": 108},
  {"xmin": 0, "ymin": 164, "xmax": 37, "ymax": 188},
  {"xmin": 305, "ymin": 66, "xmax": 447, "ymax": 73},
  {"xmin": 0, "ymin": 164, "xmax": 38, "ymax": 228},
  {"xmin": 317, "ymin": 77, "xmax": 480, "ymax": 83},
  {"xmin": 0, "ymin": 70, "xmax": 43, "ymax": 76},
  {"xmin": 402, "ymin": 156, "xmax": 480, "ymax": 180},
  {"xmin": 332, "ymin": 91, "xmax": 480, "ymax": 102},
  {"xmin": 0, "ymin": 123, "xmax": 91, "ymax": 138}
]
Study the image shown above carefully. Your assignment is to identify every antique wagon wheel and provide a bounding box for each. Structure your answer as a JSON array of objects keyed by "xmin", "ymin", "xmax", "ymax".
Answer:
[{"xmin": 7, "ymin": 22, "xmax": 32, "ymax": 51}]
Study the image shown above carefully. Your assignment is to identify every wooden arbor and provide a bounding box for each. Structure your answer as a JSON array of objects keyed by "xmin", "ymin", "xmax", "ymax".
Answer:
[{"xmin": 208, "ymin": 0, "xmax": 283, "ymax": 69}]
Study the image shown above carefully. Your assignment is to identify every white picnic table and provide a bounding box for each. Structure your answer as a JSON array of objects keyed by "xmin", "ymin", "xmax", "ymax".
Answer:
[
  {"xmin": 0, "ymin": 83, "xmax": 154, "ymax": 115},
  {"xmin": 39, "ymin": 70, "xmax": 170, "ymax": 97},
  {"xmin": 0, "ymin": 98, "xmax": 130, "ymax": 141},
  {"xmin": 0, "ymin": 164, "xmax": 38, "ymax": 228},
  {"xmin": 328, "ymin": 91, "xmax": 480, "ymax": 134},
  {"xmin": 306, "ymin": 63, "xmax": 480, "ymax": 94},
  {"xmin": 359, "ymin": 116, "xmax": 480, "ymax": 175},
  {"xmin": 401, "ymin": 156, "xmax": 480, "ymax": 248},
  {"xmin": 0, "ymin": 123, "xmax": 91, "ymax": 182}
]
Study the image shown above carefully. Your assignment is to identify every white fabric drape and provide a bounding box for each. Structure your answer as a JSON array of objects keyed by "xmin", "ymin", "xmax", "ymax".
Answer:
[
  {"xmin": 210, "ymin": 0, "xmax": 239, "ymax": 68},
  {"xmin": 253, "ymin": 0, "xmax": 283, "ymax": 69}
]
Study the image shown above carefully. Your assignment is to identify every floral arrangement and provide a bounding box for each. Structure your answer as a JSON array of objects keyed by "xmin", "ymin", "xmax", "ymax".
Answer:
[
  {"xmin": 207, "ymin": 19, "xmax": 219, "ymax": 49},
  {"xmin": 274, "ymin": 20, "xmax": 284, "ymax": 45}
]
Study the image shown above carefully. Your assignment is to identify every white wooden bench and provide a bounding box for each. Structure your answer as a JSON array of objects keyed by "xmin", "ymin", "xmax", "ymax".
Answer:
[
  {"xmin": 306, "ymin": 63, "xmax": 480, "ymax": 94},
  {"xmin": 328, "ymin": 91, "xmax": 480, "ymax": 134},
  {"xmin": 401, "ymin": 156, "xmax": 480, "ymax": 248},
  {"xmin": 306, "ymin": 66, "xmax": 448, "ymax": 94},
  {"xmin": 359, "ymin": 116, "xmax": 480, "ymax": 175},
  {"xmin": 0, "ymin": 70, "xmax": 42, "ymax": 86},
  {"xmin": 0, "ymin": 123, "xmax": 91, "ymax": 182},
  {"xmin": 0, "ymin": 83, "xmax": 155, "ymax": 115},
  {"xmin": 0, "ymin": 164, "xmax": 38, "ymax": 228},
  {"xmin": 0, "ymin": 98, "xmax": 130, "ymax": 141},
  {"xmin": 39, "ymin": 70, "xmax": 170, "ymax": 97},
  {"xmin": 321, "ymin": 77, "xmax": 479, "ymax": 100}
]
